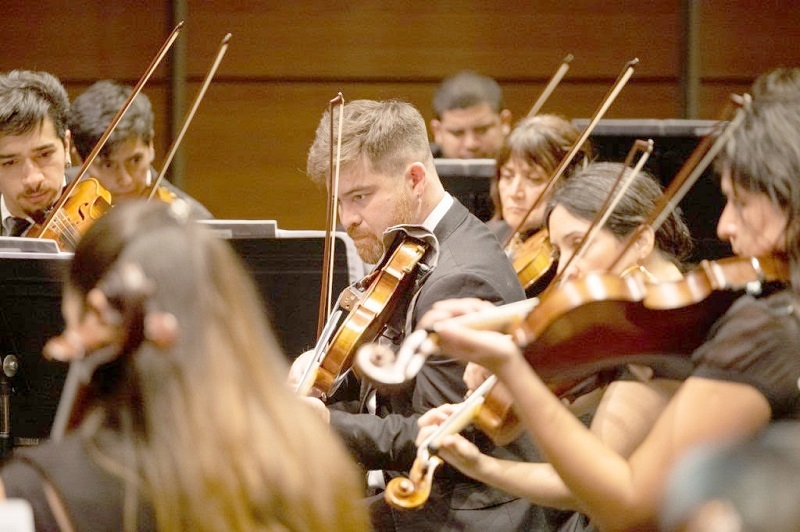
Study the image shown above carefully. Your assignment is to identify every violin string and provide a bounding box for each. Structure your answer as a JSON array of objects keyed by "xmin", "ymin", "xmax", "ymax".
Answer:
[
  {"xmin": 36, "ymin": 23, "xmax": 184, "ymax": 239},
  {"xmin": 51, "ymin": 211, "xmax": 78, "ymax": 249}
]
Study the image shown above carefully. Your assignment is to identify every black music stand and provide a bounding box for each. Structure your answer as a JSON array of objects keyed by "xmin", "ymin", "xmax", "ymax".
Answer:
[
  {"xmin": 0, "ymin": 223, "xmax": 364, "ymax": 454},
  {"xmin": 0, "ymin": 248, "xmax": 70, "ymax": 453},
  {"xmin": 434, "ymin": 158, "xmax": 496, "ymax": 222},
  {"xmin": 198, "ymin": 222, "xmax": 365, "ymax": 360}
]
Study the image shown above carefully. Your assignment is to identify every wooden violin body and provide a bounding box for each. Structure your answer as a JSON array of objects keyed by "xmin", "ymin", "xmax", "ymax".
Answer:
[
  {"xmin": 517, "ymin": 255, "xmax": 789, "ymax": 395},
  {"xmin": 146, "ymin": 184, "xmax": 178, "ymax": 204},
  {"xmin": 301, "ymin": 235, "xmax": 429, "ymax": 399},
  {"xmin": 26, "ymin": 178, "xmax": 113, "ymax": 251},
  {"xmin": 508, "ymin": 229, "xmax": 557, "ymax": 296}
]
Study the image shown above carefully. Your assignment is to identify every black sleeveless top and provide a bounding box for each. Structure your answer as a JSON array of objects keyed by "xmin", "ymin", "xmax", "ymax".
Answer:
[{"xmin": 0, "ymin": 432, "xmax": 155, "ymax": 531}]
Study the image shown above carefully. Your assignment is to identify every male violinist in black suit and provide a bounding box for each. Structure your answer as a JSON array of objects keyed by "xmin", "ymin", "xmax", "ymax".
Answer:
[
  {"xmin": 293, "ymin": 99, "xmax": 568, "ymax": 531},
  {"xmin": 0, "ymin": 70, "xmax": 70, "ymax": 237}
]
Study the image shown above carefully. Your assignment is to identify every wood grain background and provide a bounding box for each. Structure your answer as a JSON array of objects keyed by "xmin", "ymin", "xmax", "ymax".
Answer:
[{"xmin": 2, "ymin": 1, "xmax": 799, "ymax": 228}]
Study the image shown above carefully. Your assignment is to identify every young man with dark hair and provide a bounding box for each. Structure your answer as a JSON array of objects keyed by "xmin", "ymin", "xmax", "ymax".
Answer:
[
  {"xmin": 430, "ymin": 71, "xmax": 512, "ymax": 159},
  {"xmin": 0, "ymin": 70, "xmax": 71, "ymax": 236},
  {"xmin": 69, "ymin": 80, "xmax": 212, "ymax": 218}
]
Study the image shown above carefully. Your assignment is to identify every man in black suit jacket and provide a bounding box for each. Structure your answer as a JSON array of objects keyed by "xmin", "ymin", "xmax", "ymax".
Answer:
[{"xmin": 299, "ymin": 99, "xmax": 567, "ymax": 531}]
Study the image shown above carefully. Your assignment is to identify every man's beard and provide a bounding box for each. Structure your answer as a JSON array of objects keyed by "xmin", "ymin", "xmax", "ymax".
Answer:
[
  {"xmin": 348, "ymin": 190, "xmax": 416, "ymax": 265},
  {"xmin": 20, "ymin": 187, "xmax": 59, "ymax": 223}
]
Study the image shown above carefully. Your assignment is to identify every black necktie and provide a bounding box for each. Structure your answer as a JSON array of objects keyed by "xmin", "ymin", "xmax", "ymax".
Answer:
[{"xmin": 2, "ymin": 217, "xmax": 29, "ymax": 237}]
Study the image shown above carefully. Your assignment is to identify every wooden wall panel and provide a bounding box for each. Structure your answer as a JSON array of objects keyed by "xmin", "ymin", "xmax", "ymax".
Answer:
[
  {"xmin": 182, "ymin": 82, "xmax": 439, "ymax": 226},
  {"xmin": 182, "ymin": 80, "xmax": 680, "ymax": 227},
  {"xmin": 0, "ymin": 1, "xmax": 169, "ymax": 81},
  {"xmin": 0, "ymin": 1, "xmax": 797, "ymax": 229},
  {"xmin": 698, "ymin": 2, "xmax": 800, "ymax": 80},
  {"xmin": 184, "ymin": 1, "xmax": 680, "ymax": 80},
  {"xmin": 698, "ymin": 83, "xmax": 753, "ymax": 120}
]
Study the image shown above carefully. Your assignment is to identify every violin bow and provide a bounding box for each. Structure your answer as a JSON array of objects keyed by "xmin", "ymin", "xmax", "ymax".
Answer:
[
  {"xmin": 34, "ymin": 21, "xmax": 185, "ymax": 238},
  {"xmin": 503, "ymin": 58, "xmax": 639, "ymax": 250},
  {"xmin": 551, "ymin": 139, "xmax": 654, "ymax": 286},
  {"xmin": 526, "ymin": 54, "xmax": 573, "ymax": 118},
  {"xmin": 316, "ymin": 93, "xmax": 345, "ymax": 338},
  {"xmin": 147, "ymin": 33, "xmax": 232, "ymax": 201},
  {"xmin": 608, "ymin": 93, "xmax": 752, "ymax": 272}
]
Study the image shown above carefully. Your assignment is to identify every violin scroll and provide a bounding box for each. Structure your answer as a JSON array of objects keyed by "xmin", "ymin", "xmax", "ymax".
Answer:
[
  {"xmin": 356, "ymin": 298, "xmax": 539, "ymax": 388},
  {"xmin": 384, "ymin": 376, "xmax": 495, "ymax": 509},
  {"xmin": 355, "ymin": 329, "xmax": 435, "ymax": 389},
  {"xmin": 384, "ymin": 453, "xmax": 443, "ymax": 510}
]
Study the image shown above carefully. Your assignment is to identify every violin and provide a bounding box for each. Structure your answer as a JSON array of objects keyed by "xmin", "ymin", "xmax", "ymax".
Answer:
[
  {"xmin": 498, "ymin": 55, "xmax": 574, "ymax": 293},
  {"xmin": 27, "ymin": 179, "xmax": 112, "ymax": 250},
  {"xmin": 503, "ymin": 58, "xmax": 639, "ymax": 294},
  {"xmin": 145, "ymin": 184, "xmax": 178, "ymax": 204},
  {"xmin": 295, "ymin": 92, "xmax": 435, "ymax": 399},
  {"xmin": 27, "ymin": 22, "xmax": 185, "ymax": 251},
  {"xmin": 385, "ymin": 373, "xmax": 502, "ymax": 509},
  {"xmin": 296, "ymin": 233, "xmax": 429, "ymax": 399},
  {"xmin": 498, "ymin": 53, "xmax": 575, "ymax": 289},
  {"xmin": 517, "ymin": 255, "xmax": 788, "ymax": 391},
  {"xmin": 380, "ymin": 254, "xmax": 790, "ymax": 509},
  {"xmin": 507, "ymin": 229, "xmax": 556, "ymax": 295}
]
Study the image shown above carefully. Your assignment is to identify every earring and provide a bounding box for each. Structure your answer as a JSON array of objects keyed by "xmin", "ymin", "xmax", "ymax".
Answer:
[{"xmin": 144, "ymin": 312, "xmax": 179, "ymax": 349}]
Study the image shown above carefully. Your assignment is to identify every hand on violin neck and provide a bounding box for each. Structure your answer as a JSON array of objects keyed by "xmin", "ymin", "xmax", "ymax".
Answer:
[
  {"xmin": 43, "ymin": 328, "xmax": 87, "ymax": 362},
  {"xmin": 416, "ymin": 404, "xmax": 483, "ymax": 475},
  {"xmin": 416, "ymin": 298, "xmax": 495, "ymax": 331},
  {"xmin": 287, "ymin": 350, "xmax": 313, "ymax": 388},
  {"xmin": 434, "ymin": 322, "xmax": 523, "ymax": 378},
  {"xmin": 416, "ymin": 403, "xmax": 457, "ymax": 445}
]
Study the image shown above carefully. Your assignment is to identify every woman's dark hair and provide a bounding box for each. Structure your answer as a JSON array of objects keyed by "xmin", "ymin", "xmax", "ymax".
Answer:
[
  {"xmin": 715, "ymin": 73, "xmax": 800, "ymax": 291},
  {"xmin": 490, "ymin": 114, "xmax": 591, "ymax": 221},
  {"xmin": 66, "ymin": 201, "xmax": 370, "ymax": 531},
  {"xmin": 544, "ymin": 162, "xmax": 693, "ymax": 264}
]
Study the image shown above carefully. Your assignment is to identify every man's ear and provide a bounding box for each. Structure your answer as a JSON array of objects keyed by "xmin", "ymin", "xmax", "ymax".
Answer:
[
  {"xmin": 500, "ymin": 109, "xmax": 513, "ymax": 136},
  {"xmin": 406, "ymin": 162, "xmax": 427, "ymax": 195},
  {"xmin": 430, "ymin": 119, "xmax": 443, "ymax": 144}
]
